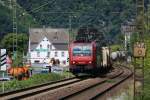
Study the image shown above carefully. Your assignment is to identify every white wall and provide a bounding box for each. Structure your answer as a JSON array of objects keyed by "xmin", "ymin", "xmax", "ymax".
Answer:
[
  {"xmin": 29, "ymin": 37, "xmax": 69, "ymax": 66},
  {"xmin": 50, "ymin": 50, "xmax": 69, "ymax": 66}
]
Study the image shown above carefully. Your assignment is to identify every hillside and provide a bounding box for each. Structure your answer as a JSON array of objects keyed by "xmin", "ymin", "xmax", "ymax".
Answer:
[
  {"xmin": 0, "ymin": 0, "xmax": 39, "ymax": 37},
  {"xmin": 17, "ymin": 0, "xmax": 136, "ymax": 38},
  {"xmin": 1, "ymin": 0, "xmax": 150, "ymax": 39}
]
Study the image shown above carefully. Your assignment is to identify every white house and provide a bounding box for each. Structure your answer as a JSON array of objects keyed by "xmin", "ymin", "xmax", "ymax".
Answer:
[{"xmin": 28, "ymin": 27, "xmax": 69, "ymax": 66}]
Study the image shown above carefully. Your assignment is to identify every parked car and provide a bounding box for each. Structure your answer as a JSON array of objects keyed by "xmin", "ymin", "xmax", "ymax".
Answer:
[{"xmin": 0, "ymin": 76, "xmax": 13, "ymax": 81}]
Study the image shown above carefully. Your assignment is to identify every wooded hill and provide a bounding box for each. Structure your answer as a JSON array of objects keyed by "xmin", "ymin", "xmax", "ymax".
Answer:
[
  {"xmin": 1, "ymin": 0, "xmax": 150, "ymax": 39},
  {"xmin": 17, "ymin": 0, "xmax": 136, "ymax": 37},
  {"xmin": 0, "ymin": 0, "xmax": 39, "ymax": 38}
]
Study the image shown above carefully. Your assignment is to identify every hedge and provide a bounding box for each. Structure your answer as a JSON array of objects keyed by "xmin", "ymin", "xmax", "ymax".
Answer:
[{"xmin": 0, "ymin": 72, "xmax": 74, "ymax": 93}]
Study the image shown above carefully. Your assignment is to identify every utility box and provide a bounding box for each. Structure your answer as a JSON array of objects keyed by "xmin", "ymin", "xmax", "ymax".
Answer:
[{"xmin": 133, "ymin": 42, "xmax": 146, "ymax": 57}]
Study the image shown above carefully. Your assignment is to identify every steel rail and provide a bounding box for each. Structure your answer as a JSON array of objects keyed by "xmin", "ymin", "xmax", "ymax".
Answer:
[
  {"xmin": 0, "ymin": 77, "xmax": 87, "ymax": 99},
  {"xmin": 61, "ymin": 66, "xmax": 132, "ymax": 100}
]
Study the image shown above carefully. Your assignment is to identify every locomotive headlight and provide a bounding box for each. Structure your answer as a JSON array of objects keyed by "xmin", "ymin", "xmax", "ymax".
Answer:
[
  {"xmin": 73, "ymin": 61, "xmax": 75, "ymax": 64},
  {"xmin": 89, "ymin": 61, "xmax": 92, "ymax": 64}
]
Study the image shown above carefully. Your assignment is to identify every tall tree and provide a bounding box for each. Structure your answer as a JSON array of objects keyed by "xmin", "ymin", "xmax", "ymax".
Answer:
[{"xmin": 1, "ymin": 33, "xmax": 28, "ymax": 55}]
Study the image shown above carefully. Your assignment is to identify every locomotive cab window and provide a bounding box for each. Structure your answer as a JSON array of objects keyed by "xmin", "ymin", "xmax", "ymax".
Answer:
[{"xmin": 72, "ymin": 45, "xmax": 92, "ymax": 56}]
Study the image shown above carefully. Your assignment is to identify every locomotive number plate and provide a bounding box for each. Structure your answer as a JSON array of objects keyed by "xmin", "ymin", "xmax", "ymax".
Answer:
[{"xmin": 133, "ymin": 42, "xmax": 146, "ymax": 57}]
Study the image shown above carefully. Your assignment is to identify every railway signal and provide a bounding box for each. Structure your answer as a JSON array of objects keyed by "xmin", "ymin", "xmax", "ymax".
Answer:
[
  {"xmin": 0, "ymin": 49, "xmax": 7, "ymax": 71},
  {"xmin": 133, "ymin": 42, "xmax": 146, "ymax": 57}
]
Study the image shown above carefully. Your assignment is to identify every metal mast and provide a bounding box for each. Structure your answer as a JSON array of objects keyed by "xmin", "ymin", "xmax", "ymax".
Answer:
[
  {"xmin": 12, "ymin": 0, "xmax": 17, "ymax": 58},
  {"xmin": 134, "ymin": 0, "xmax": 145, "ymax": 99}
]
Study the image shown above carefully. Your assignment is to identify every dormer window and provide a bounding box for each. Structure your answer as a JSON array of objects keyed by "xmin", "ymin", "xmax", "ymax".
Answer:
[
  {"xmin": 53, "ymin": 32, "xmax": 58, "ymax": 40},
  {"xmin": 54, "ymin": 37, "xmax": 58, "ymax": 40}
]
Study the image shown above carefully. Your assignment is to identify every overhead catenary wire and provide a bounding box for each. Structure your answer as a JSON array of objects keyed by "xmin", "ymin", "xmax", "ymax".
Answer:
[{"xmin": 29, "ymin": 0, "xmax": 57, "ymax": 13}]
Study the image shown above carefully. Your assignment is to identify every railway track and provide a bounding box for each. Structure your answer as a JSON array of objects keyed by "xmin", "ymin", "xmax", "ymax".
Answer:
[
  {"xmin": 0, "ymin": 66, "xmax": 132, "ymax": 100},
  {"xmin": 63, "ymin": 67, "xmax": 132, "ymax": 100},
  {"xmin": 0, "ymin": 77, "xmax": 86, "ymax": 100}
]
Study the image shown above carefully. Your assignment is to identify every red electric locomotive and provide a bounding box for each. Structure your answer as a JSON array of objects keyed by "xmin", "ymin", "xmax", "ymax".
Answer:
[{"xmin": 69, "ymin": 41, "xmax": 112, "ymax": 75}]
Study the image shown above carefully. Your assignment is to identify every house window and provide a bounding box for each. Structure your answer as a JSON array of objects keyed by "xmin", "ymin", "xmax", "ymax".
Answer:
[
  {"xmin": 47, "ymin": 44, "xmax": 50, "ymax": 49},
  {"xmin": 40, "ymin": 44, "xmax": 42, "ymax": 49},
  {"xmin": 55, "ymin": 51, "xmax": 58, "ymax": 57},
  {"xmin": 61, "ymin": 52, "xmax": 65, "ymax": 57},
  {"xmin": 48, "ymin": 44, "xmax": 52, "ymax": 50},
  {"xmin": 50, "ymin": 45, "xmax": 52, "ymax": 50},
  {"xmin": 34, "ymin": 60, "xmax": 40, "ymax": 63},
  {"xmin": 37, "ymin": 51, "xmax": 40, "ymax": 57},
  {"xmin": 47, "ymin": 52, "xmax": 50, "ymax": 57}
]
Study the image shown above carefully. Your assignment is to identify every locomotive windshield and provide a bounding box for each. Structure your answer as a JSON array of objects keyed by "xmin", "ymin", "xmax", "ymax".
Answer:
[{"xmin": 73, "ymin": 45, "xmax": 92, "ymax": 56}]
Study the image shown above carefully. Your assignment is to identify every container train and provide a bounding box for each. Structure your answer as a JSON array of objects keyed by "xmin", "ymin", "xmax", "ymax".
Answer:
[{"xmin": 69, "ymin": 41, "xmax": 112, "ymax": 75}]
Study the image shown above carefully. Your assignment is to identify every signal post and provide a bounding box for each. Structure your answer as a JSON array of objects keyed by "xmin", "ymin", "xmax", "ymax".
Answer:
[{"xmin": 133, "ymin": 0, "xmax": 146, "ymax": 99}]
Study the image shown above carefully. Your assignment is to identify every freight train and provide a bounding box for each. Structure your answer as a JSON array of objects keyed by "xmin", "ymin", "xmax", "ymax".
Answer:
[{"xmin": 69, "ymin": 27, "xmax": 112, "ymax": 75}]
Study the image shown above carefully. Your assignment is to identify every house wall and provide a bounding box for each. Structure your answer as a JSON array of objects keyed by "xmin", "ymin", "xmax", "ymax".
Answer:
[
  {"xmin": 50, "ymin": 50, "xmax": 69, "ymax": 66},
  {"xmin": 29, "ymin": 37, "xmax": 69, "ymax": 66}
]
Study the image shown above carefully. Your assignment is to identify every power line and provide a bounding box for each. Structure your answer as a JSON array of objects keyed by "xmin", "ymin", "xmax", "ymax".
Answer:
[
  {"xmin": 29, "ymin": 0, "xmax": 57, "ymax": 13},
  {"xmin": 41, "ymin": 12, "xmax": 78, "ymax": 14}
]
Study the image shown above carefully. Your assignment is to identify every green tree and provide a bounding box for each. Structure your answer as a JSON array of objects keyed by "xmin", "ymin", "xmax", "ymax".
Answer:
[
  {"xmin": 0, "ymin": 0, "xmax": 39, "ymax": 37},
  {"xmin": 1, "ymin": 33, "xmax": 28, "ymax": 55},
  {"xmin": 1, "ymin": 33, "xmax": 29, "ymax": 67}
]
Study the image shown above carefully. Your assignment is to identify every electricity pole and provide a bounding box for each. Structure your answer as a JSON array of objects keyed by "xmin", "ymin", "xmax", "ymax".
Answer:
[
  {"xmin": 12, "ymin": 0, "xmax": 17, "ymax": 59},
  {"xmin": 69, "ymin": 16, "xmax": 72, "ymax": 44},
  {"xmin": 134, "ymin": 0, "xmax": 145, "ymax": 99}
]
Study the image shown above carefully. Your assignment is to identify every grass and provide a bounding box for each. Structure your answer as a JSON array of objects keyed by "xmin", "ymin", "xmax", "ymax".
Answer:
[
  {"xmin": 0, "ymin": 72, "xmax": 74, "ymax": 93},
  {"xmin": 111, "ymin": 35, "xmax": 150, "ymax": 99},
  {"xmin": 131, "ymin": 35, "xmax": 150, "ymax": 99},
  {"xmin": 143, "ymin": 37, "xmax": 150, "ymax": 100}
]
